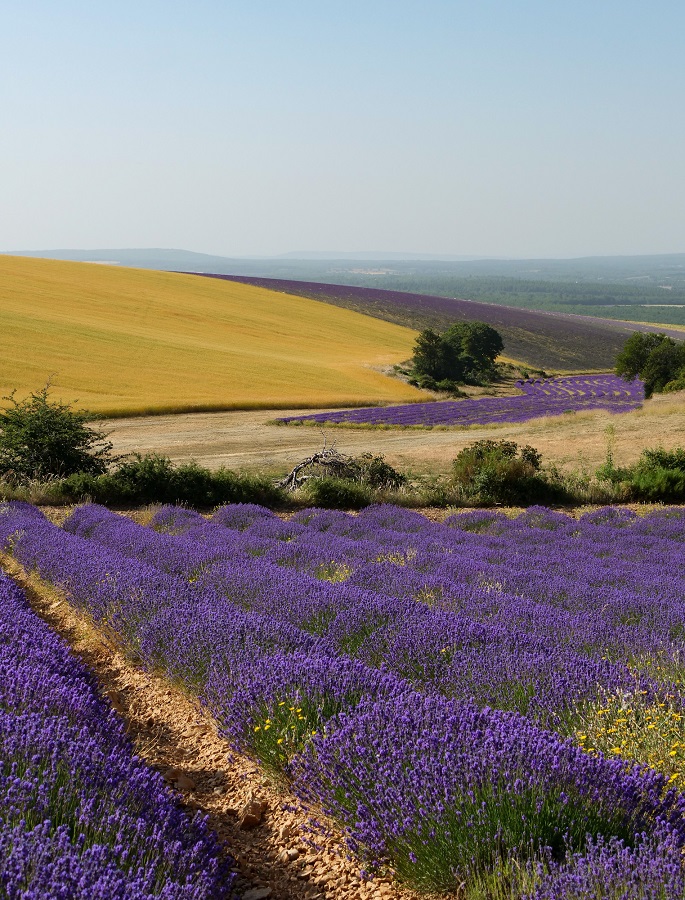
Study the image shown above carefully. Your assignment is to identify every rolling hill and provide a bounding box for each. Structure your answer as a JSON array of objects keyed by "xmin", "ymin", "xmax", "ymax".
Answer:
[
  {"xmin": 0, "ymin": 256, "xmax": 426, "ymax": 416},
  {"xmin": 197, "ymin": 275, "xmax": 685, "ymax": 371}
]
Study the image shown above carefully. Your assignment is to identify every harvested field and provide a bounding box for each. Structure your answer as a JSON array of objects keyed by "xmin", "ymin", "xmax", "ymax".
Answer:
[
  {"xmin": 102, "ymin": 389, "xmax": 685, "ymax": 477},
  {"xmin": 0, "ymin": 256, "xmax": 425, "ymax": 415}
]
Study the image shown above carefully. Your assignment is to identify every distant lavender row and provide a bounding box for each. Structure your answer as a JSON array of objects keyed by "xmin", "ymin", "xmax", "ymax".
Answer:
[
  {"xmin": 196, "ymin": 273, "xmax": 685, "ymax": 371},
  {"xmin": 0, "ymin": 563, "xmax": 233, "ymax": 899},
  {"xmin": 278, "ymin": 374, "xmax": 644, "ymax": 427},
  {"xmin": 3, "ymin": 501, "xmax": 685, "ymax": 893}
]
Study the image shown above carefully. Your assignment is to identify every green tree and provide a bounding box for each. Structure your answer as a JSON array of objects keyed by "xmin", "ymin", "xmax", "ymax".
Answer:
[
  {"xmin": 443, "ymin": 322, "xmax": 503, "ymax": 372},
  {"xmin": 641, "ymin": 340, "xmax": 685, "ymax": 396},
  {"xmin": 614, "ymin": 331, "xmax": 685, "ymax": 397},
  {"xmin": 614, "ymin": 332, "xmax": 671, "ymax": 380},
  {"xmin": 411, "ymin": 329, "xmax": 452, "ymax": 380},
  {"xmin": 411, "ymin": 321, "xmax": 504, "ymax": 385},
  {"xmin": 0, "ymin": 383, "xmax": 114, "ymax": 481}
]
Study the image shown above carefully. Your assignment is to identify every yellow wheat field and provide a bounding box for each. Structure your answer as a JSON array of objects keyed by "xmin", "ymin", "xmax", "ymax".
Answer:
[{"xmin": 0, "ymin": 256, "xmax": 427, "ymax": 415}]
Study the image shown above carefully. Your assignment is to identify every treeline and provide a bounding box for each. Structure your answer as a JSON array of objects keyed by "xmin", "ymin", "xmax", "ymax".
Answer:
[{"xmin": 326, "ymin": 273, "xmax": 685, "ymax": 325}]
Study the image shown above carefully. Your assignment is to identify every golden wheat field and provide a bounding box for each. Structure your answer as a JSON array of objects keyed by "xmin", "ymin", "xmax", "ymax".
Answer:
[{"xmin": 0, "ymin": 256, "xmax": 427, "ymax": 415}]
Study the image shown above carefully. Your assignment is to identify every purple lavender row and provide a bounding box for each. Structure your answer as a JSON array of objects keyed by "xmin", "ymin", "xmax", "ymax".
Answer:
[
  {"xmin": 67, "ymin": 502, "xmax": 685, "ymax": 694},
  {"xmin": 4, "ymin": 503, "xmax": 685, "ymax": 892},
  {"xmin": 60, "ymin": 503, "xmax": 663, "ymax": 726},
  {"xmin": 166, "ymin": 501, "xmax": 685, "ymax": 682},
  {"xmin": 277, "ymin": 374, "xmax": 644, "ymax": 427},
  {"xmin": 292, "ymin": 695, "xmax": 685, "ymax": 893},
  {"xmin": 68, "ymin": 502, "xmax": 685, "ymax": 894},
  {"xmin": 0, "ymin": 563, "xmax": 234, "ymax": 899}
]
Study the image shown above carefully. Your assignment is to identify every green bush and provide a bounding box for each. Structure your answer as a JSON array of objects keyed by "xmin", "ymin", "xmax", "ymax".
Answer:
[
  {"xmin": 303, "ymin": 477, "xmax": 372, "ymax": 509},
  {"xmin": 621, "ymin": 446, "xmax": 685, "ymax": 501},
  {"xmin": 355, "ymin": 453, "xmax": 406, "ymax": 490},
  {"xmin": 638, "ymin": 447, "xmax": 685, "ymax": 471},
  {"xmin": 452, "ymin": 440, "xmax": 563, "ymax": 505},
  {"xmin": 416, "ymin": 374, "xmax": 439, "ymax": 391},
  {"xmin": 628, "ymin": 467, "xmax": 685, "ymax": 501},
  {"xmin": 664, "ymin": 373, "xmax": 685, "ymax": 393},
  {"xmin": 61, "ymin": 453, "xmax": 285, "ymax": 508},
  {"xmin": 595, "ymin": 445, "xmax": 685, "ymax": 503},
  {"xmin": 0, "ymin": 383, "xmax": 113, "ymax": 481}
]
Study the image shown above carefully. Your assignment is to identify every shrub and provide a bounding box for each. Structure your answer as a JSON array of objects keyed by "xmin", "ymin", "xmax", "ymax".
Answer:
[
  {"xmin": 664, "ymin": 373, "xmax": 685, "ymax": 393},
  {"xmin": 625, "ymin": 447, "xmax": 685, "ymax": 501},
  {"xmin": 303, "ymin": 477, "xmax": 372, "ymax": 509},
  {"xmin": 452, "ymin": 440, "xmax": 563, "ymax": 505},
  {"xmin": 416, "ymin": 374, "xmax": 439, "ymax": 391},
  {"xmin": 595, "ymin": 445, "xmax": 685, "ymax": 503},
  {"xmin": 61, "ymin": 454, "xmax": 285, "ymax": 508},
  {"xmin": 355, "ymin": 453, "xmax": 406, "ymax": 490},
  {"xmin": 0, "ymin": 383, "xmax": 113, "ymax": 481}
]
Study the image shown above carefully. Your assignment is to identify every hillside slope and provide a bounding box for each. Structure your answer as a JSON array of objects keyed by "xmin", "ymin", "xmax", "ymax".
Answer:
[
  {"xmin": 199, "ymin": 275, "xmax": 685, "ymax": 371},
  {"xmin": 0, "ymin": 257, "xmax": 425, "ymax": 415}
]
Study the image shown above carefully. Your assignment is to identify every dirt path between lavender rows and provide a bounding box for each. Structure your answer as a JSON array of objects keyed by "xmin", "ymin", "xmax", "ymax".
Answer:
[
  {"xmin": 101, "ymin": 390, "xmax": 685, "ymax": 477},
  {"xmin": 2, "ymin": 555, "xmax": 433, "ymax": 900}
]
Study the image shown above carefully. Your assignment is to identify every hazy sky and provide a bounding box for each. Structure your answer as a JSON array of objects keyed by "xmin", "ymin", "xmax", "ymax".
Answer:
[{"xmin": 2, "ymin": 1, "xmax": 683, "ymax": 258}]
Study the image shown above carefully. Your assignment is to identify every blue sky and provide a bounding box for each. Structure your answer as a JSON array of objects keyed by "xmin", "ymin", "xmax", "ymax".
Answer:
[{"xmin": 2, "ymin": 0, "xmax": 683, "ymax": 257}]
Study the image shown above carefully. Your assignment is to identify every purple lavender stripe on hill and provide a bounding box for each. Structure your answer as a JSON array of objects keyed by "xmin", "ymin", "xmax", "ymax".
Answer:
[{"xmin": 277, "ymin": 374, "xmax": 644, "ymax": 427}]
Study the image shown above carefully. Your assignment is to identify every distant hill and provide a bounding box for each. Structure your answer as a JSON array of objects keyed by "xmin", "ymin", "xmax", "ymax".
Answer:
[
  {"xmin": 194, "ymin": 274, "xmax": 685, "ymax": 372},
  {"xmin": 0, "ymin": 256, "xmax": 425, "ymax": 415},
  {"xmin": 6, "ymin": 248, "xmax": 685, "ymax": 329},
  {"xmin": 4, "ymin": 248, "xmax": 685, "ymax": 284}
]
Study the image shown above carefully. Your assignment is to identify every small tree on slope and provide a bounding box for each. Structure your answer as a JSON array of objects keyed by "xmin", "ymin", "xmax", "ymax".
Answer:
[{"xmin": 0, "ymin": 382, "xmax": 114, "ymax": 481}]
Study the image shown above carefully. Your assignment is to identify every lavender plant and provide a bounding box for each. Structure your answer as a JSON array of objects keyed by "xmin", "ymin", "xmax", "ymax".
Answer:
[
  {"xmin": 5, "ymin": 499, "xmax": 685, "ymax": 895},
  {"xmin": 0, "ymin": 569, "xmax": 234, "ymax": 899},
  {"xmin": 278, "ymin": 374, "xmax": 644, "ymax": 428}
]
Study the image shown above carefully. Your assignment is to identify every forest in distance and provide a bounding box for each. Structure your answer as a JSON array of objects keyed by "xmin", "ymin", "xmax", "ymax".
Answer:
[{"xmin": 9, "ymin": 248, "xmax": 685, "ymax": 326}]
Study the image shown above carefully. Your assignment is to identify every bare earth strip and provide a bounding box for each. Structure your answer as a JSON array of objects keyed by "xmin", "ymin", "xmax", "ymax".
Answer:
[
  {"xmin": 1, "ymin": 554, "xmax": 427, "ymax": 900},
  {"xmin": 102, "ymin": 390, "xmax": 685, "ymax": 477}
]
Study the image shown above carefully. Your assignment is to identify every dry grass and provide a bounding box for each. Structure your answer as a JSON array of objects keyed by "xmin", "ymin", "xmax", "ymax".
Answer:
[
  {"xmin": 99, "ymin": 389, "xmax": 685, "ymax": 477},
  {"xmin": 0, "ymin": 255, "xmax": 427, "ymax": 414}
]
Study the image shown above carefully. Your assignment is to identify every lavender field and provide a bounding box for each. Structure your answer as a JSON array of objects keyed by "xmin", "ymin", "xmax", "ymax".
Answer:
[
  {"xmin": 3, "ymin": 500, "xmax": 685, "ymax": 897},
  {"xmin": 0, "ymin": 553, "xmax": 234, "ymax": 899},
  {"xmin": 278, "ymin": 374, "xmax": 644, "ymax": 428},
  {"xmin": 197, "ymin": 274, "xmax": 685, "ymax": 371}
]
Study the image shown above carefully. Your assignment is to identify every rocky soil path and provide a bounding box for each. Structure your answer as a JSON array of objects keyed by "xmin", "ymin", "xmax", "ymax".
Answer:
[{"xmin": 2, "ymin": 555, "xmax": 432, "ymax": 900}]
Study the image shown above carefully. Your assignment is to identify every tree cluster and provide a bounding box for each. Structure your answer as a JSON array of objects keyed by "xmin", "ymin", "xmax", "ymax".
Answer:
[
  {"xmin": 410, "ymin": 322, "xmax": 504, "ymax": 388},
  {"xmin": 614, "ymin": 332, "xmax": 685, "ymax": 397}
]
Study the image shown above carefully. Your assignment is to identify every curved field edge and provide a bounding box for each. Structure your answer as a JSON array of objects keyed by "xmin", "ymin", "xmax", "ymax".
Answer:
[
  {"xmin": 0, "ymin": 256, "xmax": 427, "ymax": 415},
  {"xmin": 95, "ymin": 389, "xmax": 685, "ymax": 480},
  {"xmin": 196, "ymin": 274, "xmax": 685, "ymax": 372}
]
